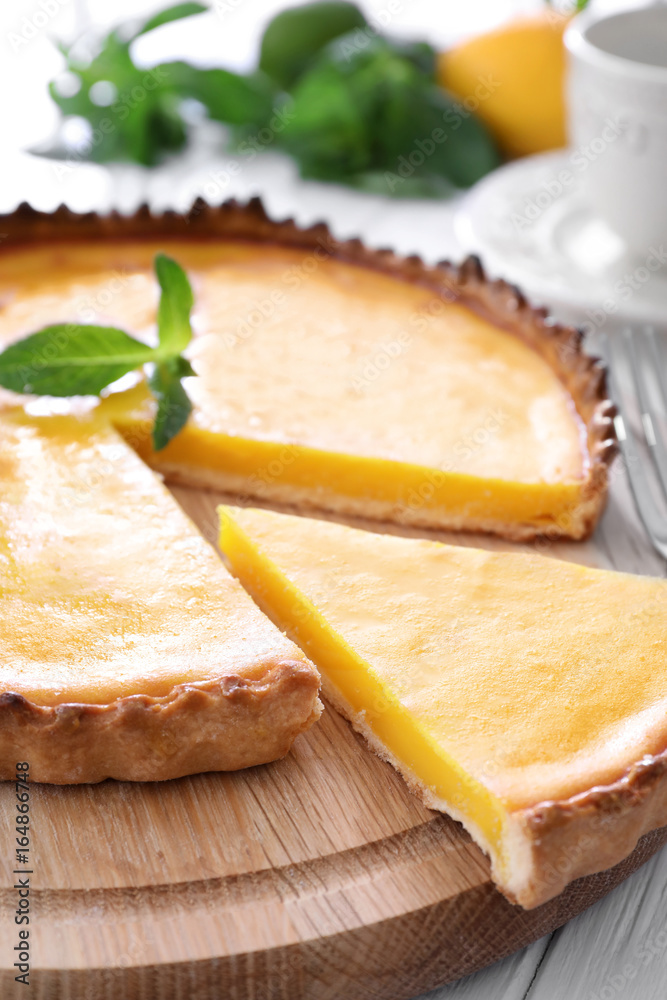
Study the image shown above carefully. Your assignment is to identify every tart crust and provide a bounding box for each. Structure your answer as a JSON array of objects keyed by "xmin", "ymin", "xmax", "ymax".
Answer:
[
  {"xmin": 324, "ymin": 675, "xmax": 667, "ymax": 908},
  {"xmin": 0, "ymin": 661, "xmax": 321, "ymax": 784},
  {"xmin": 0, "ymin": 198, "xmax": 617, "ymax": 541},
  {"xmin": 515, "ymin": 746, "xmax": 667, "ymax": 907},
  {"xmin": 0, "ymin": 407, "xmax": 322, "ymax": 784},
  {"xmin": 219, "ymin": 505, "xmax": 667, "ymax": 910}
]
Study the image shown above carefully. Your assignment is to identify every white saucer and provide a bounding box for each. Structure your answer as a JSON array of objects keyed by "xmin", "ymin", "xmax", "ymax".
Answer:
[{"xmin": 454, "ymin": 151, "xmax": 667, "ymax": 332}]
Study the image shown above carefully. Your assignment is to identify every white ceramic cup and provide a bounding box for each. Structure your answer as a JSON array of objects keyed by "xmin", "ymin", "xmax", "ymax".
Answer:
[{"xmin": 565, "ymin": 4, "xmax": 667, "ymax": 259}]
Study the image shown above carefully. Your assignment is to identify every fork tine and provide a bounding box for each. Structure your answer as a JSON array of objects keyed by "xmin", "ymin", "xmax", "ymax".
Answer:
[
  {"xmin": 599, "ymin": 330, "xmax": 667, "ymax": 561},
  {"xmin": 646, "ymin": 327, "xmax": 667, "ymax": 433},
  {"xmin": 647, "ymin": 327, "xmax": 667, "ymax": 405},
  {"xmin": 626, "ymin": 327, "xmax": 667, "ymax": 501}
]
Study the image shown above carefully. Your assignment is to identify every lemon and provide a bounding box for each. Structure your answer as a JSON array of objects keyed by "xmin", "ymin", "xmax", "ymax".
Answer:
[{"xmin": 438, "ymin": 11, "xmax": 570, "ymax": 159}]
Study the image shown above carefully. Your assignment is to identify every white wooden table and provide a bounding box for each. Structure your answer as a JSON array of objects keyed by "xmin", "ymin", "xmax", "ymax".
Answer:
[{"xmin": 1, "ymin": 0, "xmax": 665, "ymax": 996}]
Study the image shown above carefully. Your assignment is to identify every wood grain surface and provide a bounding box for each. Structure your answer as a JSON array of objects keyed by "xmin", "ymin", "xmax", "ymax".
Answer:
[{"xmin": 1, "ymin": 480, "xmax": 665, "ymax": 1000}]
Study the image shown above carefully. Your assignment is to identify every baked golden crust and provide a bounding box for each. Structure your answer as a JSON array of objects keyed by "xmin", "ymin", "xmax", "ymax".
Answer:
[
  {"xmin": 150, "ymin": 462, "xmax": 600, "ymax": 543},
  {"xmin": 515, "ymin": 747, "xmax": 667, "ymax": 907},
  {"xmin": 436, "ymin": 256, "xmax": 617, "ymax": 541},
  {"xmin": 321, "ymin": 674, "xmax": 667, "ymax": 909},
  {"xmin": 0, "ymin": 407, "xmax": 322, "ymax": 784},
  {"xmin": 0, "ymin": 660, "xmax": 322, "ymax": 784},
  {"xmin": 219, "ymin": 505, "xmax": 667, "ymax": 910},
  {"xmin": 0, "ymin": 198, "xmax": 617, "ymax": 542}
]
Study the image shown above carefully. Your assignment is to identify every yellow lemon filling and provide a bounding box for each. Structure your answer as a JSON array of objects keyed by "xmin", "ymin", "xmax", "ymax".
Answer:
[
  {"xmin": 220, "ymin": 507, "xmax": 508, "ymax": 864},
  {"xmin": 219, "ymin": 506, "xmax": 667, "ymax": 889},
  {"xmin": 0, "ymin": 408, "xmax": 304, "ymax": 706},
  {"xmin": 0, "ymin": 240, "xmax": 587, "ymax": 537}
]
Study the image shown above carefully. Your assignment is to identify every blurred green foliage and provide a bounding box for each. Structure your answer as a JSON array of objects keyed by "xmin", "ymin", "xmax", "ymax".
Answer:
[{"xmin": 46, "ymin": 0, "xmax": 500, "ymax": 195}]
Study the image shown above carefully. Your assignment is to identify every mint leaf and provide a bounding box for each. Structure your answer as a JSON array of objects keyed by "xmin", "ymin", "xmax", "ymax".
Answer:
[
  {"xmin": 47, "ymin": 26, "xmax": 188, "ymax": 167},
  {"xmin": 277, "ymin": 35, "xmax": 499, "ymax": 189},
  {"xmin": 134, "ymin": 2, "xmax": 207, "ymax": 38},
  {"xmin": 0, "ymin": 325, "xmax": 157, "ymax": 397},
  {"xmin": 164, "ymin": 62, "xmax": 276, "ymax": 127},
  {"xmin": 259, "ymin": 2, "xmax": 367, "ymax": 89},
  {"xmin": 44, "ymin": 0, "xmax": 499, "ymax": 196},
  {"xmin": 155, "ymin": 253, "xmax": 194, "ymax": 356},
  {"xmin": 148, "ymin": 356, "xmax": 194, "ymax": 451},
  {"xmin": 0, "ymin": 255, "xmax": 198, "ymax": 451}
]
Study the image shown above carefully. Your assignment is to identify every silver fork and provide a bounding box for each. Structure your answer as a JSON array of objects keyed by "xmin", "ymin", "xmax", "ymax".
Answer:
[{"xmin": 599, "ymin": 327, "xmax": 667, "ymax": 561}]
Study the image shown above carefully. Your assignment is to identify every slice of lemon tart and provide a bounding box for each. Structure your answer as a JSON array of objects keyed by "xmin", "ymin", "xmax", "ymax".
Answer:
[
  {"xmin": 0, "ymin": 408, "xmax": 320, "ymax": 784},
  {"xmin": 219, "ymin": 505, "xmax": 667, "ymax": 909},
  {"xmin": 0, "ymin": 200, "xmax": 616, "ymax": 541}
]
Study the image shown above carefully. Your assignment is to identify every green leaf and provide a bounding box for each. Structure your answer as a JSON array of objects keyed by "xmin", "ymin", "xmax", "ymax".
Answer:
[
  {"xmin": 134, "ymin": 2, "xmax": 208, "ymax": 38},
  {"xmin": 163, "ymin": 62, "xmax": 275, "ymax": 125},
  {"xmin": 43, "ymin": 0, "xmax": 497, "ymax": 196},
  {"xmin": 277, "ymin": 58, "xmax": 372, "ymax": 177},
  {"xmin": 48, "ymin": 24, "xmax": 189, "ymax": 166},
  {"xmin": 259, "ymin": 1, "xmax": 367, "ymax": 89},
  {"xmin": 376, "ymin": 79, "xmax": 501, "ymax": 189},
  {"xmin": 387, "ymin": 39, "xmax": 438, "ymax": 79},
  {"xmin": 277, "ymin": 35, "xmax": 500, "ymax": 192},
  {"xmin": 0, "ymin": 326, "xmax": 157, "ymax": 397},
  {"xmin": 148, "ymin": 357, "xmax": 194, "ymax": 450},
  {"xmin": 154, "ymin": 253, "xmax": 194, "ymax": 356},
  {"xmin": 0, "ymin": 254, "xmax": 197, "ymax": 449}
]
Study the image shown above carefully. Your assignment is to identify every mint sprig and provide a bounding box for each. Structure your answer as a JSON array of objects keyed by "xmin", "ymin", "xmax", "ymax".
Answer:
[
  {"xmin": 0, "ymin": 326, "xmax": 157, "ymax": 397},
  {"xmin": 154, "ymin": 252, "xmax": 194, "ymax": 356},
  {"xmin": 149, "ymin": 356, "xmax": 195, "ymax": 452},
  {"xmin": 0, "ymin": 254, "xmax": 195, "ymax": 451},
  {"xmin": 43, "ymin": 1, "xmax": 499, "ymax": 196}
]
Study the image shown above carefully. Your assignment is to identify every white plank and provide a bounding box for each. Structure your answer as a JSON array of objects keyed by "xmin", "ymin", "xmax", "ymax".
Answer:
[
  {"xmin": 527, "ymin": 843, "xmax": 667, "ymax": 1000},
  {"xmin": 419, "ymin": 841, "xmax": 667, "ymax": 1000},
  {"xmin": 417, "ymin": 935, "xmax": 552, "ymax": 1000},
  {"xmin": 593, "ymin": 459, "xmax": 667, "ymax": 579}
]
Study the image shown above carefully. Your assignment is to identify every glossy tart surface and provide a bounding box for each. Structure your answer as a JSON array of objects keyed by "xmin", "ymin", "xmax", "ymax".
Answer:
[
  {"xmin": 0, "ymin": 408, "xmax": 321, "ymax": 783},
  {"xmin": 220, "ymin": 505, "xmax": 667, "ymax": 908},
  {"xmin": 0, "ymin": 408, "xmax": 304, "ymax": 705},
  {"xmin": 0, "ymin": 240, "xmax": 590, "ymax": 538}
]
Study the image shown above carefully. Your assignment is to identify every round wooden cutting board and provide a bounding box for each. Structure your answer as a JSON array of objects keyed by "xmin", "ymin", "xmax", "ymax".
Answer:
[{"xmin": 1, "ymin": 486, "xmax": 665, "ymax": 1000}]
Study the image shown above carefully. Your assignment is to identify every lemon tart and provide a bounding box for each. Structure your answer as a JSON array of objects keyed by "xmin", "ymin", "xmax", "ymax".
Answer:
[
  {"xmin": 0, "ymin": 200, "xmax": 616, "ymax": 541},
  {"xmin": 220, "ymin": 505, "xmax": 667, "ymax": 909},
  {"xmin": 0, "ymin": 409, "xmax": 320, "ymax": 784}
]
